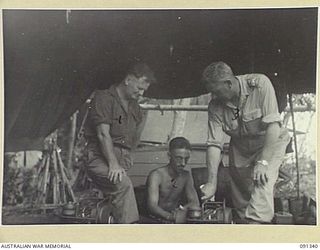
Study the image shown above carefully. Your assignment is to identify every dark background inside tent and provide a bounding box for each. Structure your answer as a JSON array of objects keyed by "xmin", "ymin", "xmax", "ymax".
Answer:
[{"xmin": 3, "ymin": 8, "xmax": 317, "ymax": 152}]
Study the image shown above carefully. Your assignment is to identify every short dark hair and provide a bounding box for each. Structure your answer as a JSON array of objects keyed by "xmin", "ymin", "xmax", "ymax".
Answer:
[
  {"xmin": 127, "ymin": 62, "xmax": 156, "ymax": 84},
  {"xmin": 169, "ymin": 137, "xmax": 192, "ymax": 151},
  {"xmin": 201, "ymin": 61, "xmax": 234, "ymax": 85}
]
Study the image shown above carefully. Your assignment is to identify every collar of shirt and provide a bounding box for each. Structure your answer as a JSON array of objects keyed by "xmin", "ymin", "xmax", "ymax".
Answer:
[
  {"xmin": 108, "ymin": 84, "xmax": 132, "ymax": 114},
  {"xmin": 225, "ymin": 75, "xmax": 250, "ymax": 110}
]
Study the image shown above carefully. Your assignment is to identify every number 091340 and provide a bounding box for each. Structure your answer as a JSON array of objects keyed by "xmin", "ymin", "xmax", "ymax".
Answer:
[{"xmin": 300, "ymin": 244, "xmax": 318, "ymax": 248}]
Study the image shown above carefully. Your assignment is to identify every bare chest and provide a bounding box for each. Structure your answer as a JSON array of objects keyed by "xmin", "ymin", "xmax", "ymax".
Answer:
[{"xmin": 159, "ymin": 177, "xmax": 186, "ymax": 198}]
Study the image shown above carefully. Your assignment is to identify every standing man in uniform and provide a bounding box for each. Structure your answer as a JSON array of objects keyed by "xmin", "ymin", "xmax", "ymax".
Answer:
[
  {"xmin": 200, "ymin": 61, "xmax": 290, "ymax": 223},
  {"xmin": 85, "ymin": 63, "xmax": 156, "ymax": 223}
]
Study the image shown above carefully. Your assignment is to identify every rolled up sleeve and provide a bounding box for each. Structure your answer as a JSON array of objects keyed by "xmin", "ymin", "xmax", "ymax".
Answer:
[
  {"xmin": 90, "ymin": 90, "xmax": 113, "ymax": 127},
  {"xmin": 258, "ymin": 75, "xmax": 282, "ymax": 124},
  {"xmin": 207, "ymin": 101, "xmax": 224, "ymax": 150}
]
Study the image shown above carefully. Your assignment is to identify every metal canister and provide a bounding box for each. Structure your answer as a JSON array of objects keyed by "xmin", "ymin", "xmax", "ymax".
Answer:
[{"xmin": 62, "ymin": 201, "xmax": 76, "ymax": 216}]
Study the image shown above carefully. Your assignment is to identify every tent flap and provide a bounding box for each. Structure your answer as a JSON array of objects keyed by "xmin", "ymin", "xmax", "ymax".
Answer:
[{"xmin": 4, "ymin": 9, "xmax": 317, "ymax": 151}]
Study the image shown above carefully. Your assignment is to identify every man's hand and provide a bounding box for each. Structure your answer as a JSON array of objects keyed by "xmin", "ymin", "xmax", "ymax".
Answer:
[
  {"xmin": 253, "ymin": 162, "xmax": 269, "ymax": 187},
  {"xmin": 200, "ymin": 182, "xmax": 217, "ymax": 200},
  {"xmin": 96, "ymin": 123, "xmax": 126, "ymax": 184},
  {"xmin": 108, "ymin": 163, "xmax": 126, "ymax": 183}
]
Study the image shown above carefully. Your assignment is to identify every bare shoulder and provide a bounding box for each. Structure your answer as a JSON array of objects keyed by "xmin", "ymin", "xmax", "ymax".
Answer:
[
  {"xmin": 181, "ymin": 170, "xmax": 193, "ymax": 180},
  {"xmin": 147, "ymin": 166, "xmax": 167, "ymax": 182},
  {"xmin": 149, "ymin": 166, "xmax": 168, "ymax": 175}
]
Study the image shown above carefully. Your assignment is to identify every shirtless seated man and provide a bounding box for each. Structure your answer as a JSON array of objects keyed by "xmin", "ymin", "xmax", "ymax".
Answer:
[{"xmin": 146, "ymin": 137, "xmax": 200, "ymax": 223}]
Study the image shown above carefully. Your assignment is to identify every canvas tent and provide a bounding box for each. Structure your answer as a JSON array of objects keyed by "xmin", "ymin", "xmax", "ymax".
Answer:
[{"xmin": 3, "ymin": 8, "xmax": 317, "ymax": 151}]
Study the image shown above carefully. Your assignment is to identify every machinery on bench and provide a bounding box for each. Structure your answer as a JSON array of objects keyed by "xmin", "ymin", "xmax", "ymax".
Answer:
[
  {"xmin": 187, "ymin": 199, "xmax": 232, "ymax": 224},
  {"xmin": 188, "ymin": 164, "xmax": 233, "ymax": 224},
  {"xmin": 59, "ymin": 189, "xmax": 115, "ymax": 224},
  {"xmin": 59, "ymin": 190, "xmax": 233, "ymax": 224}
]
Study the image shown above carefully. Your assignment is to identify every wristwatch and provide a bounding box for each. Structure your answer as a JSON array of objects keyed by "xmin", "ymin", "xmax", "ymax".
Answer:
[{"xmin": 257, "ymin": 160, "xmax": 268, "ymax": 166}]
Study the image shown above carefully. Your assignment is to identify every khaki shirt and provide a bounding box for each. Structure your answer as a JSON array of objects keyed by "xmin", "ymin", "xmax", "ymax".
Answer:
[
  {"xmin": 85, "ymin": 85, "xmax": 144, "ymax": 171},
  {"xmin": 85, "ymin": 85, "xmax": 143, "ymax": 150},
  {"xmin": 207, "ymin": 74, "xmax": 289, "ymax": 168}
]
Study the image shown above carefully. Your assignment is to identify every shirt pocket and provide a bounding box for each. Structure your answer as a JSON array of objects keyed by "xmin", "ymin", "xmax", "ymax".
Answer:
[
  {"xmin": 111, "ymin": 107, "xmax": 127, "ymax": 137},
  {"xmin": 242, "ymin": 108, "xmax": 263, "ymax": 136},
  {"xmin": 222, "ymin": 110, "xmax": 239, "ymax": 133},
  {"xmin": 223, "ymin": 119, "xmax": 239, "ymax": 137}
]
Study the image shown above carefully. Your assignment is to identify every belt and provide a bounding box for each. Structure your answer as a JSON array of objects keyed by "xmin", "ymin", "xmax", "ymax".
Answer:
[
  {"xmin": 86, "ymin": 137, "xmax": 132, "ymax": 150},
  {"xmin": 113, "ymin": 142, "xmax": 132, "ymax": 151}
]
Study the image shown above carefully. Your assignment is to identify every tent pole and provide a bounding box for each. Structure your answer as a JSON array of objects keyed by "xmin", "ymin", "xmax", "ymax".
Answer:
[
  {"xmin": 288, "ymin": 93, "xmax": 300, "ymax": 199},
  {"xmin": 66, "ymin": 112, "xmax": 77, "ymax": 170},
  {"xmin": 139, "ymin": 104, "xmax": 315, "ymax": 112}
]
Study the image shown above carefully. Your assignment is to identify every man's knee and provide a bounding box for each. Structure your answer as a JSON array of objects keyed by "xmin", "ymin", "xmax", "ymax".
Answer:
[{"xmin": 115, "ymin": 175, "xmax": 134, "ymax": 191}]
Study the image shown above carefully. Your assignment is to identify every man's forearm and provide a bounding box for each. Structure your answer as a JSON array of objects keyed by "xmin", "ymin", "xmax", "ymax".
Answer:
[
  {"xmin": 206, "ymin": 146, "xmax": 222, "ymax": 183},
  {"xmin": 184, "ymin": 200, "xmax": 200, "ymax": 209},
  {"xmin": 149, "ymin": 205, "xmax": 174, "ymax": 221},
  {"xmin": 97, "ymin": 133, "xmax": 119, "ymax": 165},
  {"xmin": 259, "ymin": 122, "xmax": 280, "ymax": 162}
]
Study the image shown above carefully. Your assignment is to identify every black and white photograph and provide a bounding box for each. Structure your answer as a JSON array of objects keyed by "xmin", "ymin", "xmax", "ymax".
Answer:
[{"xmin": 2, "ymin": 8, "xmax": 317, "ymax": 227}]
